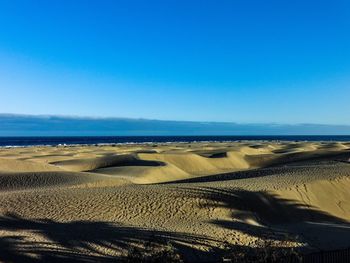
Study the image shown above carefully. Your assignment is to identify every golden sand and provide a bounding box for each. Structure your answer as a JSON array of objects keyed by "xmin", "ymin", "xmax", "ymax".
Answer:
[{"xmin": 0, "ymin": 141, "xmax": 350, "ymax": 262}]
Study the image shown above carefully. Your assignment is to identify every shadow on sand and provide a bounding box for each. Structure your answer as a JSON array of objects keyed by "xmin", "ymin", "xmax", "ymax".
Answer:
[
  {"xmin": 0, "ymin": 213, "xmax": 222, "ymax": 262},
  {"xmin": 1, "ymin": 188, "xmax": 350, "ymax": 262},
  {"xmin": 184, "ymin": 187, "xmax": 350, "ymax": 251}
]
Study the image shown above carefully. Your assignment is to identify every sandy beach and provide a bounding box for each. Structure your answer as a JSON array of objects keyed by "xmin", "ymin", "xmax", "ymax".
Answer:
[{"xmin": 0, "ymin": 141, "xmax": 350, "ymax": 262}]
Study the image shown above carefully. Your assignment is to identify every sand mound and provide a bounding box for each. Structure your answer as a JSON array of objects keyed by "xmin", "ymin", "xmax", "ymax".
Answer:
[
  {"xmin": 0, "ymin": 171, "xmax": 103, "ymax": 191},
  {"xmin": 0, "ymin": 158, "xmax": 60, "ymax": 172},
  {"xmin": 139, "ymin": 151, "xmax": 250, "ymax": 176},
  {"xmin": 51, "ymin": 154, "xmax": 164, "ymax": 172},
  {"xmin": 93, "ymin": 162, "xmax": 190, "ymax": 184}
]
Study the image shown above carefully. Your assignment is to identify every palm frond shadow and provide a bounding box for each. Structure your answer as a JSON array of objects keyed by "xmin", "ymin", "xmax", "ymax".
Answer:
[
  {"xmin": 0, "ymin": 213, "xmax": 222, "ymax": 262},
  {"xmin": 185, "ymin": 187, "xmax": 350, "ymax": 249},
  {"xmin": 2, "ymin": 187, "xmax": 350, "ymax": 262}
]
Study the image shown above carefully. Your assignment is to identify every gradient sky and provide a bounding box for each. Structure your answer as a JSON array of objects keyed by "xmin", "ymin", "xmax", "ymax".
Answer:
[{"xmin": 0, "ymin": 0, "xmax": 349, "ymax": 124}]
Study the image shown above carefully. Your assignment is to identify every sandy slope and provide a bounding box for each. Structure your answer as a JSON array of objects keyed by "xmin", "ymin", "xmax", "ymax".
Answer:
[{"xmin": 0, "ymin": 141, "xmax": 350, "ymax": 262}]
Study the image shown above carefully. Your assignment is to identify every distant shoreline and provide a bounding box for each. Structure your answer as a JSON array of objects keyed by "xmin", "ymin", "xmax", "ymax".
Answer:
[{"xmin": 1, "ymin": 135, "xmax": 350, "ymax": 147}]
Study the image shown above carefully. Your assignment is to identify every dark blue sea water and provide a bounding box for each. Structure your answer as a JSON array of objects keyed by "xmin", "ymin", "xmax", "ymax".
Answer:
[{"xmin": 1, "ymin": 136, "xmax": 350, "ymax": 147}]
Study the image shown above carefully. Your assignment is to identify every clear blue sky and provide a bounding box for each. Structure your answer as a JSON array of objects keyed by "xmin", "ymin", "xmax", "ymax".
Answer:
[{"xmin": 0, "ymin": 0, "xmax": 349, "ymax": 124}]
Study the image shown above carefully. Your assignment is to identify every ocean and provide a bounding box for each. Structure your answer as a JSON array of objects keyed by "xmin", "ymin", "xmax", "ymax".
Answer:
[{"xmin": 1, "ymin": 135, "xmax": 350, "ymax": 147}]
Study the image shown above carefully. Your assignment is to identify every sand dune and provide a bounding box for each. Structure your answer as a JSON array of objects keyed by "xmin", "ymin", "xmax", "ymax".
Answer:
[
  {"xmin": 275, "ymin": 176, "xmax": 350, "ymax": 222},
  {"xmin": 51, "ymin": 153, "xmax": 164, "ymax": 172},
  {"xmin": 0, "ymin": 141, "xmax": 350, "ymax": 262},
  {"xmin": 0, "ymin": 171, "xmax": 104, "ymax": 191},
  {"xmin": 0, "ymin": 158, "xmax": 60, "ymax": 172}
]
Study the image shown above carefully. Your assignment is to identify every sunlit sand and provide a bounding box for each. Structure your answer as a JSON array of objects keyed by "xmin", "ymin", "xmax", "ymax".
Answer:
[{"xmin": 1, "ymin": 141, "xmax": 350, "ymax": 261}]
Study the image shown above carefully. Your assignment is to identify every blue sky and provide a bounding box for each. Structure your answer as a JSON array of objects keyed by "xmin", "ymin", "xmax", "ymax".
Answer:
[{"xmin": 0, "ymin": 0, "xmax": 349, "ymax": 124}]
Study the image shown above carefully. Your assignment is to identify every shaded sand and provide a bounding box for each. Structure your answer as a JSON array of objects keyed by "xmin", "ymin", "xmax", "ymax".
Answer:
[{"xmin": 0, "ymin": 141, "xmax": 350, "ymax": 262}]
